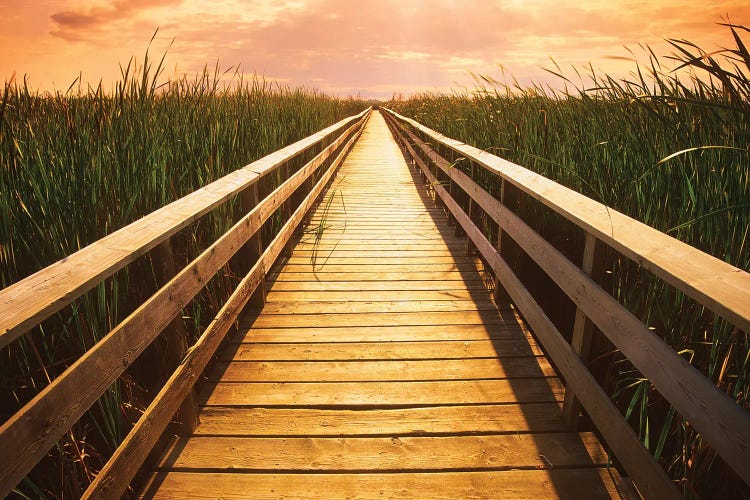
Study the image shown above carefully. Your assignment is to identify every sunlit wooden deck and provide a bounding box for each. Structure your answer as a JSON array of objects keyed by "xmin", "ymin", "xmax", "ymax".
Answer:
[{"xmin": 139, "ymin": 112, "xmax": 624, "ymax": 498}]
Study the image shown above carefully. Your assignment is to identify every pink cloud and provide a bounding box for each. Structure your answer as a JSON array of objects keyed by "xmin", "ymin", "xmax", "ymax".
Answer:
[{"xmin": 2, "ymin": 0, "xmax": 749, "ymax": 97}]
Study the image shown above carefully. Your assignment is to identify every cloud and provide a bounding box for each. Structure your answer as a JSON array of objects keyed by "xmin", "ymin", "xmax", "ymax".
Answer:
[
  {"xmin": 7, "ymin": 0, "xmax": 747, "ymax": 97},
  {"xmin": 51, "ymin": 0, "xmax": 184, "ymax": 40}
]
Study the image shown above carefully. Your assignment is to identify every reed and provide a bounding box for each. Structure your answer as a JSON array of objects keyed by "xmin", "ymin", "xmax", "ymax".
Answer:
[{"xmin": 388, "ymin": 23, "xmax": 749, "ymax": 498}]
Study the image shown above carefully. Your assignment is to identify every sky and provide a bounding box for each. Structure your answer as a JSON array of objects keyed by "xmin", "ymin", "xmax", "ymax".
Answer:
[{"xmin": 1, "ymin": 1, "xmax": 749, "ymax": 99}]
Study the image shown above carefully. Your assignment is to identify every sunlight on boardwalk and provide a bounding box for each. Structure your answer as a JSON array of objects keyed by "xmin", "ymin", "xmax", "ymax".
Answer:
[{"xmin": 140, "ymin": 112, "xmax": 623, "ymax": 498}]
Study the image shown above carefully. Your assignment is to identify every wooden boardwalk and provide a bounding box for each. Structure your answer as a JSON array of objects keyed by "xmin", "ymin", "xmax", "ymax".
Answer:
[{"xmin": 141, "ymin": 112, "xmax": 623, "ymax": 498}]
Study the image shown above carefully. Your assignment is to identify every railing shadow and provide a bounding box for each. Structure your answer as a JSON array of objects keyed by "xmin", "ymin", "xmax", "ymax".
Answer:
[{"xmin": 392, "ymin": 118, "xmax": 613, "ymax": 497}]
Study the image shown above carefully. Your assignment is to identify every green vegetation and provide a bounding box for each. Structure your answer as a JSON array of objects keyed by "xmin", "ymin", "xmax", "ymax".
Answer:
[
  {"xmin": 389, "ymin": 23, "xmax": 749, "ymax": 498},
  {"xmin": 0, "ymin": 49, "xmax": 365, "ymax": 498}
]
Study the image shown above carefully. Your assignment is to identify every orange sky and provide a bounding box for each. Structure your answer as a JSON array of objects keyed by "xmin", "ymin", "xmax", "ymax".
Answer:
[{"xmin": 2, "ymin": 1, "xmax": 749, "ymax": 98}]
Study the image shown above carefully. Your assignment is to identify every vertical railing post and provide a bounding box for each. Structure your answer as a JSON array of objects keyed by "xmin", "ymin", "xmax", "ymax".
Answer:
[
  {"xmin": 494, "ymin": 179, "xmax": 514, "ymax": 304},
  {"xmin": 446, "ymin": 150, "xmax": 457, "ymax": 228},
  {"xmin": 240, "ymin": 183, "xmax": 267, "ymax": 309},
  {"xmin": 154, "ymin": 239, "xmax": 199, "ymax": 435},
  {"xmin": 465, "ymin": 162, "xmax": 476, "ymax": 253},
  {"xmin": 562, "ymin": 232, "xmax": 601, "ymax": 428}
]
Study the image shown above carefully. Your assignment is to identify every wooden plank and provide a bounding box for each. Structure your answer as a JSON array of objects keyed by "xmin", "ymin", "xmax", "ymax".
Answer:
[
  {"xmin": 292, "ymin": 242, "xmax": 467, "ymax": 249},
  {"xmin": 208, "ymin": 358, "xmax": 556, "ymax": 382},
  {"xmin": 257, "ymin": 300, "xmax": 499, "ymax": 314},
  {"xmin": 265, "ymin": 289, "xmax": 482, "ymax": 301},
  {"xmin": 275, "ymin": 264, "xmax": 477, "ymax": 273},
  {"xmin": 198, "ymin": 379, "xmax": 563, "ymax": 406},
  {"xmin": 270, "ymin": 271, "xmax": 482, "ymax": 281},
  {"xmin": 289, "ymin": 250, "xmax": 465, "ymax": 257},
  {"xmin": 154, "ymin": 433, "xmax": 607, "ymax": 470},
  {"xmin": 224, "ymin": 340, "xmax": 543, "ymax": 361},
  {"xmin": 242, "ymin": 311, "xmax": 518, "ymax": 329},
  {"xmin": 233, "ymin": 324, "xmax": 532, "ymax": 343},
  {"xmin": 267, "ymin": 280, "xmax": 487, "ymax": 292},
  {"xmin": 140, "ymin": 470, "xmax": 623, "ymax": 499},
  {"xmin": 193, "ymin": 404, "xmax": 568, "ymax": 436},
  {"xmin": 0, "ymin": 108, "xmax": 370, "ymax": 349}
]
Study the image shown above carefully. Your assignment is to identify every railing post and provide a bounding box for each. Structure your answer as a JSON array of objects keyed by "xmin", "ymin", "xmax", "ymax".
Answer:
[
  {"xmin": 154, "ymin": 239, "xmax": 199, "ymax": 435},
  {"xmin": 241, "ymin": 183, "xmax": 267, "ymax": 309},
  {"xmin": 562, "ymin": 231, "xmax": 601, "ymax": 428},
  {"xmin": 465, "ymin": 162, "xmax": 476, "ymax": 254},
  {"xmin": 494, "ymin": 179, "xmax": 513, "ymax": 304}
]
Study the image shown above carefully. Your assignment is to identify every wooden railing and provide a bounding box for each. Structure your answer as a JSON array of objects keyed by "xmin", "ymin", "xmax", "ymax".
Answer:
[
  {"xmin": 0, "ymin": 107, "xmax": 371, "ymax": 499},
  {"xmin": 382, "ymin": 107, "xmax": 750, "ymax": 499}
]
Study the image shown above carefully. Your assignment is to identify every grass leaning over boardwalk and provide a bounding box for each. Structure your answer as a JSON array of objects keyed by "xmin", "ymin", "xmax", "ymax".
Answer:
[
  {"xmin": 0, "ymin": 54, "xmax": 366, "ymax": 498},
  {"xmin": 388, "ymin": 23, "xmax": 749, "ymax": 500}
]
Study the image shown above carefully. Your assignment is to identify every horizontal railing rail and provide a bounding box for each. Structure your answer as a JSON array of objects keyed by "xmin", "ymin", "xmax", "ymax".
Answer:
[
  {"xmin": 0, "ymin": 108, "xmax": 371, "ymax": 498},
  {"xmin": 0, "ymin": 108, "xmax": 369, "ymax": 349},
  {"xmin": 382, "ymin": 107, "xmax": 750, "ymax": 499}
]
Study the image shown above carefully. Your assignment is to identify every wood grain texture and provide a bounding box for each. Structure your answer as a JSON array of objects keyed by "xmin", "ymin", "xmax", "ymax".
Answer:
[
  {"xmin": 222, "ymin": 340, "xmax": 543, "ymax": 361},
  {"xmin": 232, "ymin": 324, "xmax": 534, "ymax": 343},
  {"xmin": 193, "ymin": 404, "xmax": 568, "ymax": 436},
  {"xmin": 154, "ymin": 433, "xmax": 607, "ymax": 470},
  {"xmin": 141, "ymin": 110, "xmax": 621, "ymax": 499},
  {"xmin": 140, "ymin": 470, "xmax": 623, "ymax": 499},
  {"xmin": 208, "ymin": 357, "xmax": 556, "ymax": 382}
]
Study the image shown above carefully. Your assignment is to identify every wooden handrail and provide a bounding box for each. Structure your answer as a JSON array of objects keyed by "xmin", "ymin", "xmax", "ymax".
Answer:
[
  {"xmin": 382, "ymin": 108, "xmax": 750, "ymax": 496},
  {"xmin": 82, "ymin": 116, "xmax": 368, "ymax": 499},
  {"xmin": 383, "ymin": 109, "xmax": 750, "ymax": 335},
  {"xmin": 0, "ymin": 109, "xmax": 370, "ymax": 498},
  {"xmin": 0, "ymin": 108, "xmax": 370, "ymax": 350}
]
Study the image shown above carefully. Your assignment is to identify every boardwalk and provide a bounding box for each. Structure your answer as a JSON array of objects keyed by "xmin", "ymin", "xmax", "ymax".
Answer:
[{"xmin": 140, "ymin": 112, "xmax": 623, "ymax": 498}]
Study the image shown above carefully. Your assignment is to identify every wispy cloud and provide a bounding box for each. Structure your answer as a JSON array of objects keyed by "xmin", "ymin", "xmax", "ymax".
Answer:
[{"xmin": 1, "ymin": 0, "xmax": 748, "ymax": 96}]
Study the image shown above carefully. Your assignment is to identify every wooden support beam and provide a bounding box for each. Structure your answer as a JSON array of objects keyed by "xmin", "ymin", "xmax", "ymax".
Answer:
[
  {"xmin": 562, "ymin": 232, "xmax": 600, "ymax": 428},
  {"xmin": 153, "ymin": 239, "xmax": 199, "ymax": 435}
]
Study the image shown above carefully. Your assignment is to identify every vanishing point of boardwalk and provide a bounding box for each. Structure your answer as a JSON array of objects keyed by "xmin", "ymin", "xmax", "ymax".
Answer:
[{"xmin": 140, "ymin": 112, "xmax": 623, "ymax": 498}]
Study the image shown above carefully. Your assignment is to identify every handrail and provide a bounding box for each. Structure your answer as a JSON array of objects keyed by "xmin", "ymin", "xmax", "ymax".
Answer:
[
  {"xmin": 0, "ymin": 107, "xmax": 370, "ymax": 349},
  {"xmin": 384, "ymin": 109, "xmax": 750, "ymax": 335},
  {"xmin": 0, "ymin": 108, "xmax": 371, "ymax": 498},
  {"xmin": 382, "ymin": 107, "xmax": 750, "ymax": 498}
]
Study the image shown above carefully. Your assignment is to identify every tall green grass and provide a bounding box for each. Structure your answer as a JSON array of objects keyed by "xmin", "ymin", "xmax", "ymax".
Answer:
[
  {"xmin": 0, "ymin": 50, "xmax": 366, "ymax": 498},
  {"xmin": 389, "ymin": 23, "xmax": 749, "ymax": 498}
]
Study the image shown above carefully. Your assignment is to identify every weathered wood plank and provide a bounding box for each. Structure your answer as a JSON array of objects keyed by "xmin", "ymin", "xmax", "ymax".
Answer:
[
  {"xmin": 154, "ymin": 433, "xmax": 607, "ymax": 470},
  {"xmin": 257, "ymin": 300, "xmax": 499, "ymax": 314},
  {"xmin": 223, "ymin": 339, "xmax": 543, "ymax": 361},
  {"xmin": 208, "ymin": 357, "xmax": 556, "ymax": 382},
  {"xmin": 242, "ymin": 311, "xmax": 518, "ymax": 328},
  {"xmin": 193, "ymin": 404, "xmax": 568, "ymax": 436},
  {"xmin": 265, "ymin": 289, "xmax": 482, "ymax": 301},
  {"xmin": 267, "ymin": 279, "xmax": 488, "ymax": 292},
  {"xmin": 140, "ymin": 470, "xmax": 623, "ymax": 499},
  {"xmin": 198, "ymin": 379, "xmax": 563, "ymax": 406},
  {"xmin": 233, "ymin": 324, "xmax": 532, "ymax": 343}
]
